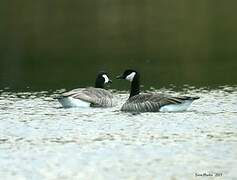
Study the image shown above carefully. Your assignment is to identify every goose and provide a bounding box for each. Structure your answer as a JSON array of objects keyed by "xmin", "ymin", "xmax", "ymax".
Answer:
[
  {"xmin": 57, "ymin": 71, "xmax": 114, "ymax": 108},
  {"xmin": 116, "ymin": 69, "xmax": 199, "ymax": 112}
]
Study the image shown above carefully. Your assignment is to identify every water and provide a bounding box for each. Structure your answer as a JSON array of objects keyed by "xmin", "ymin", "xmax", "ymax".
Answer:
[
  {"xmin": 1, "ymin": 1, "xmax": 237, "ymax": 178},
  {"xmin": 1, "ymin": 1, "xmax": 237, "ymax": 90},
  {"xmin": 0, "ymin": 86, "xmax": 237, "ymax": 179}
]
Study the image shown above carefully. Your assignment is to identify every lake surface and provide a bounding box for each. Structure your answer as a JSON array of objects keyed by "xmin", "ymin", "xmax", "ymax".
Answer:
[
  {"xmin": 1, "ymin": 86, "xmax": 237, "ymax": 180},
  {"xmin": 0, "ymin": 1, "xmax": 237, "ymax": 179}
]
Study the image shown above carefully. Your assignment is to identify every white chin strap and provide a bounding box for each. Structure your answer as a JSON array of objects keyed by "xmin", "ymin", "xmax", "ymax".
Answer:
[
  {"xmin": 102, "ymin": 74, "xmax": 109, "ymax": 83},
  {"xmin": 125, "ymin": 72, "xmax": 136, "ymax": 82}
]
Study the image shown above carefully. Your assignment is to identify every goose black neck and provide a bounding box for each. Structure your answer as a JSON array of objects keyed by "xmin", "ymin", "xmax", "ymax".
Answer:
[
  {"xmin": 95, "ymin": 78, "xmax": 104, "ymax": 88},
  {"xmin": 129, "ymin": 73, "xmax": 140, "ymax": 98}
]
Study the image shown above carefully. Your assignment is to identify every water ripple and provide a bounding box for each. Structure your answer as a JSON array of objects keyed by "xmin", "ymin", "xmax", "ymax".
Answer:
[{"xmin": 0, "ymin": 86, "xmax": 237, "ymax": 179}]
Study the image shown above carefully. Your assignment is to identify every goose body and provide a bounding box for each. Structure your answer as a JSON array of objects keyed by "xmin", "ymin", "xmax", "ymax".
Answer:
[
  {"xmin": 117, "ymin": 69, "xmax": 199, "ymax": 112},
  {"xmin": 121, "ymin": 93, "xmax": 199, "ymax": 112},
  {"xmin": 57, "ymin": 72, "xmax": 114, "ymax": 108}
]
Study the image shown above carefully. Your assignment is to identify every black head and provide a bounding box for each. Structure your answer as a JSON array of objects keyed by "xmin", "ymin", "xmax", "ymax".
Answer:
[
  {"xmin": 95, "ymin": 71, "xmax": 112, "ymax": 88},
  {"xmin": 116, "ymin": 69, "xmax": 140, "ymax": 97},
  {"xmin": 116, "ymin": 69, "xmax": 138, "ymax": 82}
]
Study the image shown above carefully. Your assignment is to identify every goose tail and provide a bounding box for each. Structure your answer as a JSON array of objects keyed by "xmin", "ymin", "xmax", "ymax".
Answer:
[
  {"xmin": 53, "ymin": 95, "xmax": 65, "ymax": 100},
  {"xmin": 189, "ymin": 96, "xmax": 200, "ymax": 101}
]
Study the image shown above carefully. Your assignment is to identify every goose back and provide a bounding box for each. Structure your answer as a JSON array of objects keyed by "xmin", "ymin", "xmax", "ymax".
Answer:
[
  {"xmin": 61, "ymin": 87, "xmax": 114, "ymax": 107},
  {"xmin": 121, "ymin": 93, "xmax": 199, "ymax": 112}
]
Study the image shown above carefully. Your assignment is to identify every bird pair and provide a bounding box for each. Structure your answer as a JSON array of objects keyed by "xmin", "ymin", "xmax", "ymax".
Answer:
[{"xmin": 57, "ymin": 69, "xmax": 199, "ymax": 112}]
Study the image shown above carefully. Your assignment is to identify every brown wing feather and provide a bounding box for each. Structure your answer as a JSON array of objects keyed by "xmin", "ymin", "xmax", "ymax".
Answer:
[
  {"xmin": 121, "ymin": 93, "xmax": 198, "ymax": 112},
  {"xmin": 62, "ymin": 87, "xmax": 114, "ymax": 107}
]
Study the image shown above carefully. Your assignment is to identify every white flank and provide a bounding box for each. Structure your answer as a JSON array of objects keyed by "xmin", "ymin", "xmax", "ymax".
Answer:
[
  {"xmin": 102, "ymin": 74, "xmax": 109, "ymax": 83},
  {"xmin": 126, "ymin": 72, "xmax": 136, "ymax": 82},
  {"xmin": 58, "ymin": 97, "xmax": 90, "ymax": 108},
  {"xmin": 159, "ymin": 100, "xmax": 193, "ymax": 112}
]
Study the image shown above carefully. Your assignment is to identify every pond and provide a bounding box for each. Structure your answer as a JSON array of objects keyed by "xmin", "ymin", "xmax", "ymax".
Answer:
[
  {"xmin": 1, "ymin": 0, "xmax": 237, "ymax": 90},
  {"xmin": 0, "ymin": 86, "xmax": 236, "ymax": 179},
  {"xmin": 0, "ymin": 0, "xmax": 237, "ymax": 179}
]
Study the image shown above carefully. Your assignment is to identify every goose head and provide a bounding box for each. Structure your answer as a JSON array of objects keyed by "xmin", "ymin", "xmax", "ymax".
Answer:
[
  {"xmin": 116, "ymin": 69, "xmax": 137, "ymax": 82},
  {"xmin": 95, "ymin": 71, "xmax": 112, "ymax": 88}
]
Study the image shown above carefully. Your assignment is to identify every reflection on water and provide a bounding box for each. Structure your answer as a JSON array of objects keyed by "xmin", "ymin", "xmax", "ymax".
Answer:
[
  {"xmin": 0, "ymin": 1, "xmax": 237, "ymax": 90},
  {"xmin": 0, "ymin": 86, "xmax": 237, "ymax": 179}
]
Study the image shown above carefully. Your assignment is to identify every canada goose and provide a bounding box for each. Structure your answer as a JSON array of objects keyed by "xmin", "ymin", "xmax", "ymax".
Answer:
[
  {"xmin": 57, "ymin": 71, "xmax": 114, "ymax": 108},
  {"xmin": 116, "ymin": 69, "xmax": 199, "ymax": 112}
]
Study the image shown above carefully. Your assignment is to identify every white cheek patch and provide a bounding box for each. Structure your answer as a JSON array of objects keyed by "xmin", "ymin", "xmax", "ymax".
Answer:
[
  {"xmin": 102, "ymin": 74, "xmax": 109, "ymax": 83},
  {"xmin": 126, "ymin": 72, "xmax": 136, "ymax": 82}
]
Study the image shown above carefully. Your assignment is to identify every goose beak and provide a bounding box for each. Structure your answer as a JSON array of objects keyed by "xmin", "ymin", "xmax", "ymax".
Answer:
[
  {"xmin": 116, "ymin": 75, "xmax": 123, "ymax": 79},
  {"xmin": 108, "ymin": 79, "xmax": 112, "ymax": 84}
]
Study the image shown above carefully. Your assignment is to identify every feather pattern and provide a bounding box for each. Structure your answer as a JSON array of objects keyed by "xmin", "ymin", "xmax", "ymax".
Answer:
[
  {"xmin": 121, "ymin": 93, "xmax": 199, "ymax": 112},
  {"xmin": 60, "ymin": 87, "xmax": 114, "ymax": 107}
]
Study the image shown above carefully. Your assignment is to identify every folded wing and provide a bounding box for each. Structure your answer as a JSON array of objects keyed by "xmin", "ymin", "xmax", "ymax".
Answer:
[
  {"xmin": 61, "ymin": 87, "xmax": 114, "ymax": 107},
  {"xmin": 121, "ymin": 93, "xmax": 199, "ymax": 112}
]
